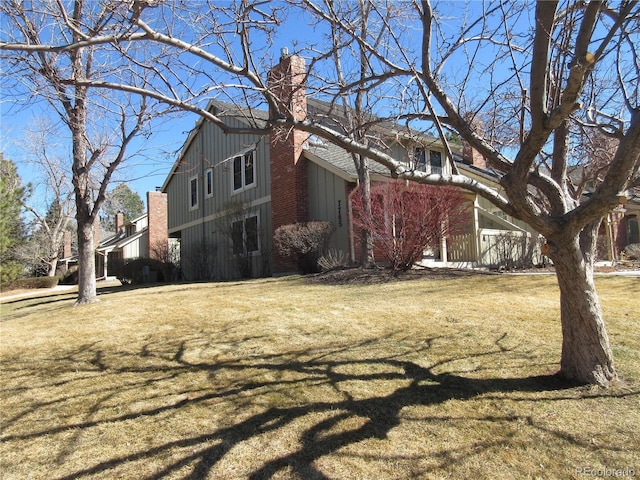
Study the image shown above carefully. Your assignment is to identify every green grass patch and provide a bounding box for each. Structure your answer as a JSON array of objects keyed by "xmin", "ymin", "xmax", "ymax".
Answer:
[{"xmin": 1, "ymin": 274, "xmax": 638, "ymax": 479}]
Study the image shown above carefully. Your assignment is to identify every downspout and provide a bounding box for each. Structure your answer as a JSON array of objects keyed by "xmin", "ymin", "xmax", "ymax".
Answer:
[{"xmin": 347, "ymin": 184, "xmax": 358, "ymax": 264}]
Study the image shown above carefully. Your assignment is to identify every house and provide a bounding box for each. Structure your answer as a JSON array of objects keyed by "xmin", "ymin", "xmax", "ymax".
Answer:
[
  {"xmin": 601, "ymin": 186, "xmax": 639, "ymax": 261},
  {"xmin": 95, "ymin": 191, "xmax": 168, "ymax": 279},
  {"xmin": 161, "ymin": 53, "xmax": 543, "ymax": 280}
]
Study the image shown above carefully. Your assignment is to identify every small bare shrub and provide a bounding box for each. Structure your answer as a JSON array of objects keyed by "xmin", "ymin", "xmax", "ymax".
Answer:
[
  {"xmin": 318, "ymin": 249, "xmax": 350, "ymax": 272},
  {"xmin": 274, "ymin": 221, "xmax": 335, "ymax": 274},
  {"xmin": 182, "ymin": 239, "xmax": 219, "ymax": 281},
  {"xmin": 622, "ymin": 243, "xmax": 640, "ymax": 261}
]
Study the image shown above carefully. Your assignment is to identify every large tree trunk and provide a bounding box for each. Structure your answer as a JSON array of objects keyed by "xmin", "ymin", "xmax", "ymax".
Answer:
[
  {"xmin": 357, "ymin": 157, "xmax": 376, "ymax": 268},
  {"xmin": 47, "ymin": 258, "xmax": 58, "ymax": 277},
  {"xmin": 548, "ymin": 232, "xmax": 616, "ymax": 387},
  {"xmin": 75, "ymin": 217, "xmax": 98, "ymax": 305}
]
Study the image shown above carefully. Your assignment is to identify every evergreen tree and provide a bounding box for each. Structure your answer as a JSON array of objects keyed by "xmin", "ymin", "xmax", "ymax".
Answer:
[
  {"xmin": 101, "ymin": 185, "xmax": 145, "ymax": 231},
  {"xmin": 0, "ymin": 154, "xmax": 28, "ymax": 283}
]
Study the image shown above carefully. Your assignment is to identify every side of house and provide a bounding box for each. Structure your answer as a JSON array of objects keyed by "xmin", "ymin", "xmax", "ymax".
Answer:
[{"xmin": 162, "ymin": 108, "xmax": 272, "ymax": 280}]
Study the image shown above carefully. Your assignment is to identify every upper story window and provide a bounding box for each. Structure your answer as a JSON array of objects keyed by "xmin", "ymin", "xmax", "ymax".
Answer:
[
  {"xmin": 205, "ymin": 168, "xmax": 214, "ymax": 198},
  {"xmin": 233, "ymin": 151, "xmax": 256, "ymax": 192},
  {"xmin": 429, "ymin": 150, "xmax": 442, "ymax": 171},
  {"xmin": 189, "ymin": 175, "xmax": 199, "ymax": 210},
  {"xmin": 414, "ymin": 147, "xmax": 426, "ymax": 171},
  {"xmin": 413, "ymin": 147, "xmax": 443, "ymax": 174}
]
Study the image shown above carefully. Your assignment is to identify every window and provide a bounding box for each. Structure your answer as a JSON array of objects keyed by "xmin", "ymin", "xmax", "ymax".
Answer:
[
  {"xmin": 429, "ymin": 150, "xmax": 442, "ymax": 171},
  {"xmin": 413, "ymin": 148, "xmax": 442, "ymax": 173},
  {"xmin": 628, "ymin": 215, "xmax": 639, "ymax": 245},
  {"xmin": 189, "ymin": 175, "xmax": 198, "ymax": 210},
  {"xmin": 232, "ymin": 215, "xmax": 260, "ymax": 255},
  {"xmin": 245, "ymin": 216, "xmax": 259, "ymax": 252},
  {"xmin": 205, "ymin": 168, "xmax": 213, "ymax": 198},
  {"xmin": 413, "ymin": 147, "xmax": 426, "ymax": 172},
  {"xmin": 492, "ymin": 210, "xmax": 507, "ymax": 221},
  {"xmin": 233, "ymin": 151, "xmax": 256, "ymax": 192}
]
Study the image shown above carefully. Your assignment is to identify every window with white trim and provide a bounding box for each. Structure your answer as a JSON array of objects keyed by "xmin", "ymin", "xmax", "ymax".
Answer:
[
  {"xmin": 232, "ymin": 215, "xmax": 259, "ymax": 255},
  {"xmin": 233, "ymin": 151, "xmax": 256, "ymax": 192},
  {"xmin": 205, "ymin": 168, "xmax": 214, "ymax": 198},
  {"xmin": 429, "ymin": 150, "xmax": 442, "ymax": 172},
  {"xmin": 413, "ymin": 147, "xmax": 443, "ymax": 174},
  {"xmin": 413, "ymin": 147, "xmax": 426, "ymax": 172},
  {"xmin": 189, "ymin": 175, "xmax": 199, "ymax": 210},
  {"xmin": 492, "ymin": 209, "xmax": 508, "ymax": 221}
]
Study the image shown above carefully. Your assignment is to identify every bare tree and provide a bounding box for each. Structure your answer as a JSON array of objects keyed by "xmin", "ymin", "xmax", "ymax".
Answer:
[
  {"xmin": 1, "ymin": 1, "xmax": 166, "ymax": 304},
  {"xmin": 2, "ymin": 1, "xmax": 638, "ymax": 385},
  {"xmin": 16, "ymin": 119, "xmax": 75, "ymax": 277},
  {"xmin": 411, "ymin": 1, "xmax": 640, "ymax": 386}
]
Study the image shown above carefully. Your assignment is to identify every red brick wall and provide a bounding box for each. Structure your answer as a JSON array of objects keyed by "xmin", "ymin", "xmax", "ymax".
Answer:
[
  {"xmin": 62, "ymin": 231, "xmax": 72, "ymax": 259},
  {"xmin": 461, "ymin": 116, "xmax": 487, "ymax": 169},
  {"xmin": 115, "ymin": 212, "xmax": 125, "ymax": 234},
  {"xmin": 268, "ymin": 54, "xmax": 310, "ymax": 273},
  {"xmin": 147, "ymin": 191, "xmax": 168, "ymax": 260},
  {"xmin": 347, "ymin": 181, "xmax": 388, "ymax": 266},
  {"xmin": 462, "ymin": 142, "xmax": 487, "ymax": 169}
]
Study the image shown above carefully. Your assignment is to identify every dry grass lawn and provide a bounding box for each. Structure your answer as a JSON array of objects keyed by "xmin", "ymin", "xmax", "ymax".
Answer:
[{"xmin": 1, "ymin": 272, "xmax": 638, "ymax": 479}]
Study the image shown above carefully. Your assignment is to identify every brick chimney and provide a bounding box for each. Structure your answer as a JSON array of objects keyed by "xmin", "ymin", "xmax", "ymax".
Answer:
[
  {"xmin": 147, "ymin": 191, "xmax": 168, "ymax": 261},
  {"xmin": 461, "ymin": 115, "xmax": 487, "ymax": 169},
  {"xmin": 115, "ymin": 212, "xmax": 125, "ymax": 234},
  {"xmin": 268, "ymin": 51, "xmax": 309, "ymax": 273},
  {"xmin": 62, "ymin": 230, "xmax": 72, "ymax": 258}
]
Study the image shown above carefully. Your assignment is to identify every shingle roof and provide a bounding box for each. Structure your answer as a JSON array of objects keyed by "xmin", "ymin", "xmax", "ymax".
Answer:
[
  {"xmin": 163, "ymin": 96, "xmax": 502, "ymax": 190},
  {"xmin": 303, "ymin": 137, "xmax": 391, "ymax": 179}
]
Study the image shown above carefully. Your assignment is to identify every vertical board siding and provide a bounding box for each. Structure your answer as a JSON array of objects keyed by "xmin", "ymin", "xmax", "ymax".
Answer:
[
  {"xmin": 165, "ymin": 115, "xmax": 272, "ymax": 280},
  {"xmin": 307, "ymin": 161, "xmax": 350, "ymax": 256}
]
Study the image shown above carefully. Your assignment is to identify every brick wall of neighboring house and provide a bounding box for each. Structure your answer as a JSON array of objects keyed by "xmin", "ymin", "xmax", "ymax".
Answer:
[
  {"xmin": 268, "ymin": 53, "xmax": 310, "ymax": 273},
  {"xmin": 147, "ymin": 191, "xmax": 168, "ymax": 261},
  {"xmin": 62, "ymin": 231, "xmax": 72, "ymax": 259}
]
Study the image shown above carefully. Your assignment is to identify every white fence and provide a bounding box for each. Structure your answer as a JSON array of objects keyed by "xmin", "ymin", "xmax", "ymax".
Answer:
[{"xmin": 447, "ymin": 229, "xmax": 545, "ymax": 268}]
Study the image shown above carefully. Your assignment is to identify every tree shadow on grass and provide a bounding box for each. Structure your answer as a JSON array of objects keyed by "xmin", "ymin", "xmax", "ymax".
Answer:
[{"xmin": 2, "ymin": 332, "xmax": 637, "ymax": 480}]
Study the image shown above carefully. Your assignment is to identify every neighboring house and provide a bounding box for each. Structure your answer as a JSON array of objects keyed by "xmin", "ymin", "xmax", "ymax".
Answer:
[
  {"xmin": 95, "ymin": 191, "xmax": 168, "ymax": 279},
  {"xmin": 601, "ymin": 186, "xmax": 640, "ymax": 261},
  {"xmin": 162, "ymin": 53, "xmax": 545, "ymax": 281}
]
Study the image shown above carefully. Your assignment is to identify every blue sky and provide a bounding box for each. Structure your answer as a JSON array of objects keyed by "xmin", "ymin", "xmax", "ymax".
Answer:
[
  {"xmin": 0, "ymin": 3, "xmax": 315, "ymax": 213},
  {"xmin": 0, "ymin": 2, "xmax": 462, "ymax": 212}
]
